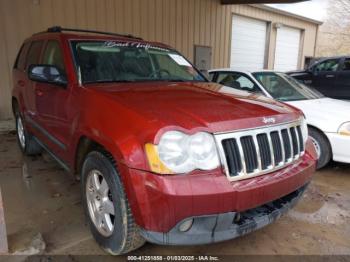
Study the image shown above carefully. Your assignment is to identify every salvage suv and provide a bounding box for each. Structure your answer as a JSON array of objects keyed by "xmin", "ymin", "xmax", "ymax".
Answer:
[{"xmin": 12, "ymin": 27, "xmax": 317, "ymax": 255}]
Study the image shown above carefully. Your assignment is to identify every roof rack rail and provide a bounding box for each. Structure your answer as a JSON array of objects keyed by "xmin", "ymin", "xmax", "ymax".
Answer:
[{"xmin": 35, "ymin": 26, "xmax": 143, "ymax": 40}]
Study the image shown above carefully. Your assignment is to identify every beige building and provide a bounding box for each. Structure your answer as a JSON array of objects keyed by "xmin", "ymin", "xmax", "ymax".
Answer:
[{"xmin": 0, "ymin": 0, "xmax": 321, "ymax": 120}]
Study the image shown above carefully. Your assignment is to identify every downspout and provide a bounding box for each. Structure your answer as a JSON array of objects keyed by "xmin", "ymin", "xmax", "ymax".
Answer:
[{"xmin": 313, "ymin": 25, "xmax": 319, "ymax": 57}]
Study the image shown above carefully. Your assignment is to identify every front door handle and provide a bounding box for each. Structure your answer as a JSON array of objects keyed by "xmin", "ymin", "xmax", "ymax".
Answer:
[
  {"xmin": 326, "ymin": 74, "xmax": 335, "ymax": 78},
  {"xmin": 36, "ymin": 88, "xmax": 44, "ymax": 96}
]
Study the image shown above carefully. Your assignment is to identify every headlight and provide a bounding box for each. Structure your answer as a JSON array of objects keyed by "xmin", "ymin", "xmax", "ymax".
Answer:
[
  {"xmin": 300, "ymin": 117, "xmax": 308, "ymax": 143},
  {"xmin": 145, "ymin": 131, "xmax": 220, "ymax": 174},
  {"xmin": 338, "ymin": 122, "xmax": 350, "ymax": 136}
]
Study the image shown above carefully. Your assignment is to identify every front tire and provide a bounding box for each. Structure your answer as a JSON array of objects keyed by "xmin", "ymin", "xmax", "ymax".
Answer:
[
  {"xmin": 81, "ymin": 151, "xmax": 145, "ymax": 255},
  {"xmin": 309, "ymin": 127, "xmax": 331, "ymax": 169}
]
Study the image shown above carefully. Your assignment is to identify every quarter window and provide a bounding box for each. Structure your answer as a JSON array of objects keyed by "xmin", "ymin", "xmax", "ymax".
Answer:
[
  {"xmin": 208, "ymin": 72, "xmax": 215, "ymax": 81},
  {"xmin": 14, "ymin": 43, "xmax": 30, "ymax": 70},
  {"xmin": 26, "ymin": 41, "xmax": 44, "ymax": 70},
  {"xmin": 42, "ymin": 41, "xmax": 65, "ymax": 72}
]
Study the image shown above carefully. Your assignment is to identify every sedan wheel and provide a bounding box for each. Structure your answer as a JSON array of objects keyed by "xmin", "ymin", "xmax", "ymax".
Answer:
[
  {"xmin": 310, "ymin": 136, "xmax": 321, "ymax": 159},
  {"xmin": 309, "ymin": 127, "xmax": 331, "ymax": 169}
]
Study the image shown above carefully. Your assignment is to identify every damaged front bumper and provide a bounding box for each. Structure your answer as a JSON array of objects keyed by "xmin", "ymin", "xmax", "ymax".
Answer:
[{"xmin": 140, "ymin": 183, "xmax": 308, "ymax": 245}]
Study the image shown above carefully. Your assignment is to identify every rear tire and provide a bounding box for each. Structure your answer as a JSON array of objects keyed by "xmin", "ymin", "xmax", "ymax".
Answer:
[
  {"xmin": 81, "ymin": 151, "xmax": 145, "ymax": 255},
  {"xmin": 14, "ymin": 108, "xmax": 42, "ymax": 156},
  {"xmin": 309, "ymin": 127, "xmax": 331, "ymax": 169}
]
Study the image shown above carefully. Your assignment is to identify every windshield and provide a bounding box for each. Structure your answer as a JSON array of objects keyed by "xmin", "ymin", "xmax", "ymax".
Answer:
[
  {"xmin": 71, "ymin": 40, "xmax": 206, "ymax": 84},
  {"xmin": 252, "ymin": 72, "xmax": 324, "ymax": 101}
]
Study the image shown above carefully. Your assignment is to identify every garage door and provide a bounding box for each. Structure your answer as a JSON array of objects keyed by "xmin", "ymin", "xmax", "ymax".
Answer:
[
  {"xmin": 274, "ymin": 26, "xmax": 301, "ymax": 72},
  {"xmin": 230, "ymin": 15, "xmax": 267, "ymax": 71}
]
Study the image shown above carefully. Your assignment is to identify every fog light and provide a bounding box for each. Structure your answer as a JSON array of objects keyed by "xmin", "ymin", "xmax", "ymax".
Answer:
[
  {"xmin": 233, "ymin": 213, "xmax": 241, "ymax": 223},
  {"xmin": 179, "ymin": 218, "xmax": 194, "ymax": 232}
]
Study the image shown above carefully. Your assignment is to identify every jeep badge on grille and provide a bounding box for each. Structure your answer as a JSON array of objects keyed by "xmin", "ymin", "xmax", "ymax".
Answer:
[{"xmin": 262, "ymin": 117, "xmax": 276, "ymax": 124}]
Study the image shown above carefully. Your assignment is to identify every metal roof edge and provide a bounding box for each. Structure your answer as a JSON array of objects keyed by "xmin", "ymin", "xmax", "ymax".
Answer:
[{"xmin": 249, "ymin": 4, "xmax": 324, "ymax": 25}]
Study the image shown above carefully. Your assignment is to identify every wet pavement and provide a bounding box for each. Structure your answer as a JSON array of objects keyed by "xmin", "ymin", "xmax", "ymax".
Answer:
[{"xmin": 0, "ymin": 132, "xmax": 350, "ymax": 257}]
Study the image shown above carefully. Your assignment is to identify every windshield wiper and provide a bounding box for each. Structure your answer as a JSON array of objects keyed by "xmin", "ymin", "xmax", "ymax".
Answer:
[
  {"xmin": 84, "ymin": 79, "xmax": 136, "ymax": 84},
  {"xmin": 164, "ymin": 79, "xmax": 206, "ymax": 83},
  {"xmin": 83, "ymin": 79, "xmax": 206, "ymax": 84}
]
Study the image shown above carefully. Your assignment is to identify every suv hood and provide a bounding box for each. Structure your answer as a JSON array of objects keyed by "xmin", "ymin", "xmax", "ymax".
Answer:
[{"xmin": 89, "ymin": 82, "xmax": 301, "ymax": 133}]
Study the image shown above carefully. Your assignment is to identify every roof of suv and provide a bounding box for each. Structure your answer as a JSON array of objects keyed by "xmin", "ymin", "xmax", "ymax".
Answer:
[{"xmin": 28, "ymin": 26, "xmax": 172, "ymax": 50}]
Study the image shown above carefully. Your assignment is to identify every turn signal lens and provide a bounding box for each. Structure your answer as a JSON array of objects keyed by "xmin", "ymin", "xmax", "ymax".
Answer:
[
  {"xmin": 145, "ymin": 143, "xmax": 174, "ymax": 174},
  {"xmin": 338, "ymin": 122, "xmax": 350, "ymax": 136}
]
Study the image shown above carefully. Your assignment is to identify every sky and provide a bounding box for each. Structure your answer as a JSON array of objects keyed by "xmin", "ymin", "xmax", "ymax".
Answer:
[{"xmin": 268, "ymin": 0, "xmax": 329, "ymax": 21}]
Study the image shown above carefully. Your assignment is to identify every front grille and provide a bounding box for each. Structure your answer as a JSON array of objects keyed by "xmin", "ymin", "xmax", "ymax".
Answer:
[
  {"xmin": 240, "ymin": 136, "xmax": 258, "ymax": 173},
  {"xmin": 215, "ymin": 120, "xmax": 305, "ymax": 181},
  {"xmin": 222, "ymin": 139, "xmax": 242, "ymax": 175},
  {"xmin": 257, "ymin": 133, "xmax": 271, "ymax": 170}
]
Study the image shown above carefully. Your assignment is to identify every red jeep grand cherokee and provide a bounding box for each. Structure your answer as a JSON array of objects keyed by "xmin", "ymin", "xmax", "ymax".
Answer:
[{"xmin": 12, "ymin": 27, "xmax": 317, "ymax": 255}]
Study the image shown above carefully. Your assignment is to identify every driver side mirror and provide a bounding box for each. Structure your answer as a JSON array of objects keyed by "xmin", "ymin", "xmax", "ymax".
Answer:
[
  {"xmin": 28, "ymin": 65, "xmax": 67, "ymax": 87},
  {"xmin": 309, "ymin": 66, "xmax": 319, "ymax": 76}
]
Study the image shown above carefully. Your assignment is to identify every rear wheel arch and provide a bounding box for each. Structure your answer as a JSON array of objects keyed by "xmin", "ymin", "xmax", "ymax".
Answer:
[
  {"xmin": 12, "ymin": 97, "xmax": 19, "ymax": 115},
  {"xmin": 14, "ymin": 108, "xmax": 42, "ymax": 155},
  {"xmin": 12, "ymin": 95, "xmax": 26, "ymax": 117}
]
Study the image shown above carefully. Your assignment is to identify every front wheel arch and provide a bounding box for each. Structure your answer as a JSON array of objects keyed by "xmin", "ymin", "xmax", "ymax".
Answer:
[{"xmin": 81, "ymin": 150, "xmax": 145, "ymax": 254}]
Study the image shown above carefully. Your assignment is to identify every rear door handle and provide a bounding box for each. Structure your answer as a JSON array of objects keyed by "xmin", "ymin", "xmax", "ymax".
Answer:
[{"xmin": 326, "ymin": 74, "xmax": 335, "ymax": 78}]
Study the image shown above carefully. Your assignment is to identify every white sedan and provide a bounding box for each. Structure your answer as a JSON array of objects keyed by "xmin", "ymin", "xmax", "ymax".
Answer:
[{"xmin": 209, "ymin": 69, "xmax": 350, "ymax": 169}]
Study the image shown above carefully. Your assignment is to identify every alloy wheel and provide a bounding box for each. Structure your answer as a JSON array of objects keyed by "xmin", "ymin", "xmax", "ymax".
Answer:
[
  {"xmin": 86, "ymin": 169, "xmax": 115, "ymax": 237},
  {"xmin": 17, "ymin": 116, "xmax": 26, "ymax": 149}
]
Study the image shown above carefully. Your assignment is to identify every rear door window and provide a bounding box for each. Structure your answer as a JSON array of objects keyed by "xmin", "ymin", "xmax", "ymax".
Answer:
[
  {"xmin": 26, "ymin": 41, "xmax": 44, "ymax": 70},
  {"xmin": 342, "ymin": 58, "xmax": 350, "ymax": 71}
]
